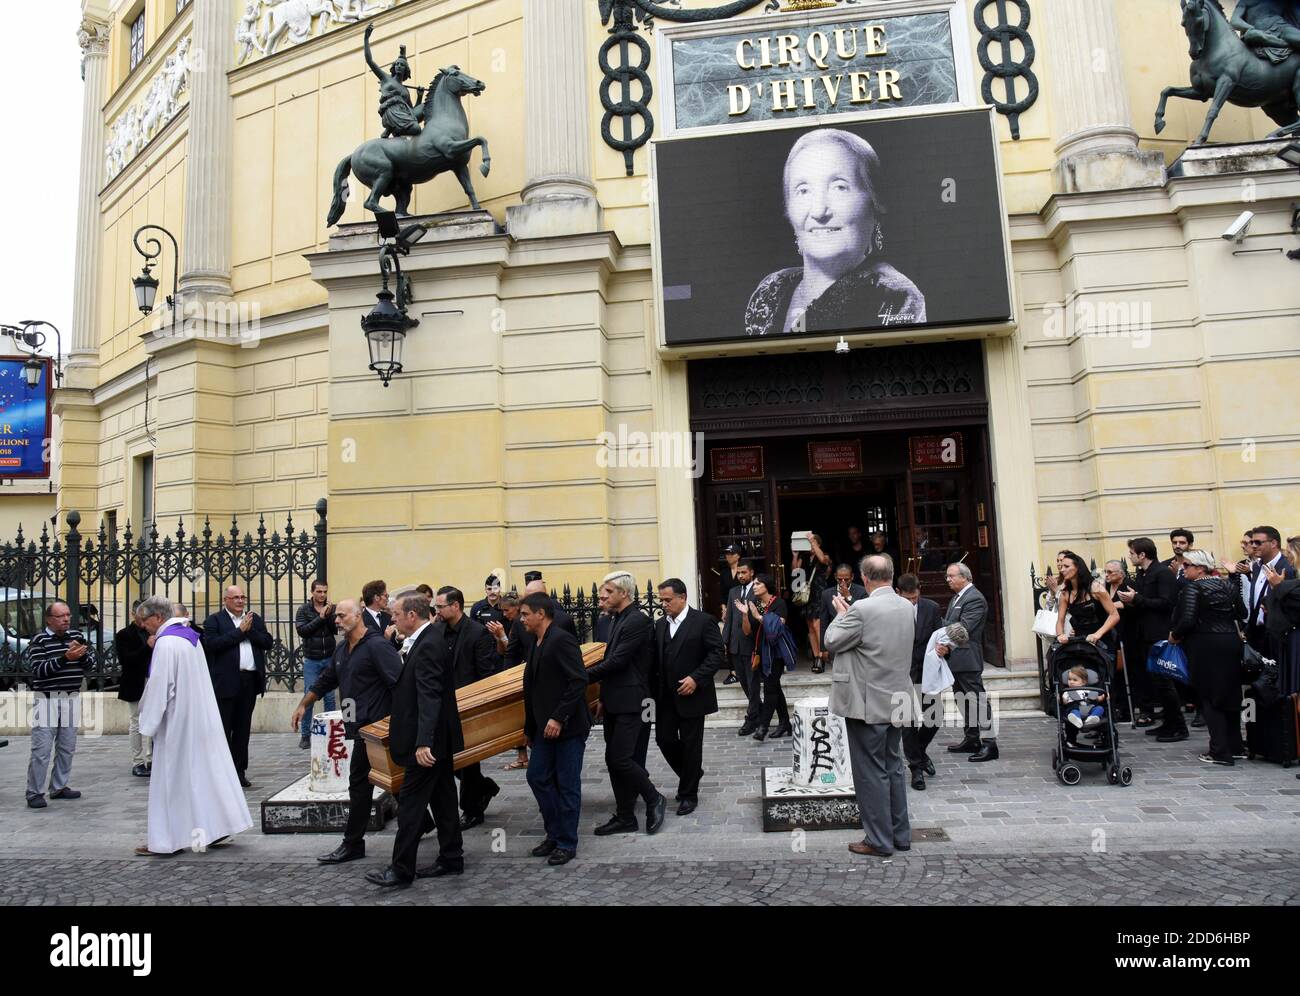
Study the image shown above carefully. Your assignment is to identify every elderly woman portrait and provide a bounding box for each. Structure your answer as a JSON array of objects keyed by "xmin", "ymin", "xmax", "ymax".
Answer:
[{"xmin": 744, "ymin": 128, "xmax": 926, "ymax": 337}]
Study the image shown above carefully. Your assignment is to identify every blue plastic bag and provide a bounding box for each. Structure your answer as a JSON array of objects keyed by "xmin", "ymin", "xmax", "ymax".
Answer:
[{"xmin": 1146, "ymin": 640, "xmax": 1189, "ymax": 684}]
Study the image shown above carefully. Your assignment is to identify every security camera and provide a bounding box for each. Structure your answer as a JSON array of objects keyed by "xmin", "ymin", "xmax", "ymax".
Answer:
[
  {"xmin": 834, "ymin": 336, "xmax": 850, "ymax": 354},
  {"xmin": 1221, "ymin": 210, "xmax": 1254, "ymax": 244}
]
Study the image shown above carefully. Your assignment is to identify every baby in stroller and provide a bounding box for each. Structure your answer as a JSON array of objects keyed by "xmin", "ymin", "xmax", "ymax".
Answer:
[{"xmin": 1061, "ymin": 665, "xmax": 1107, "ymax": 732}]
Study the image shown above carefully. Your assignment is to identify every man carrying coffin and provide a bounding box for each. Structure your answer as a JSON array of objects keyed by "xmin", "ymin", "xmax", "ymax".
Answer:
[
  {"xmin": 291, "ymin": 599, "xmax": 403, "ymax": 865},
  {"xmin": 135, "ymin": 597, "xmax": 253, "ymax": 856},
  {"xmin": 366, "ymin": 592, "xmax": 465, "ymax": 888}
]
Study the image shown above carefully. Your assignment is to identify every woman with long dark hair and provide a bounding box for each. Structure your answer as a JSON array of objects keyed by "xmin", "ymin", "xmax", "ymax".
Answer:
[
  {"xmin": 740, "ymin": 574, "xmax": 796, "ymax": 741},
  {"xmin": 1170, "ymin": 550, "xmax": 1246, "ymax": 766},
  {"xmin": 1054, "ymin": 550, "xmax": 1121, "ymax": 650}
]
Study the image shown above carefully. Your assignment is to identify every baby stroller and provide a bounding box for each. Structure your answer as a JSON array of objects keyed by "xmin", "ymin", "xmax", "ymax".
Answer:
[{"xmin": 1049, "ymin": 639, "xmax": 1133, "ymax": 787}]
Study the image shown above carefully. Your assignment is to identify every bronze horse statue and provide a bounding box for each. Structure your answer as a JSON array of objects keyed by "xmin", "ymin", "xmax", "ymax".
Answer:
[
  {"xmin": 327, "ymin": 65, "xmax": 491, "ymax": 226},
  {"xmin": 1155, "ymin": 0, "xmax": 1300, "ymax": 146}
]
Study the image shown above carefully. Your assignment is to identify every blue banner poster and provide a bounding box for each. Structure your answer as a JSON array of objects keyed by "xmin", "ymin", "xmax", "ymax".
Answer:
[{"xmin": 0, "ymin": 358, "xmax": 51, "ymax": 478}]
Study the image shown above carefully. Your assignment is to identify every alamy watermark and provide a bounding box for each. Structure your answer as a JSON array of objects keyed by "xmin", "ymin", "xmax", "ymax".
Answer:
[{"xmin": 595, "ymin": 425, "xmax": 705, "ymax": 479}]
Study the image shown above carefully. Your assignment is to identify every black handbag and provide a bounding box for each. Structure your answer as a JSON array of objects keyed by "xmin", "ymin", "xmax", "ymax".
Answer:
[
  {"xmin": 1242, "ymin": 640, "xmax": 1267, "ymax": 682},
  {"xmin": 1249, "ymin": 658, "xmax": 1282, "ymax": 709}
]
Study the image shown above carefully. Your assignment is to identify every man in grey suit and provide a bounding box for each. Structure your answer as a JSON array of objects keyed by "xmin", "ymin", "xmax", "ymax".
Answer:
[
  {"xmin": 824, "ymin": 554, "xmax": 915, "ymax": 858},
  {"xmin": 721, "ymin": 562, "xmax": 760, "ymax": 736},
  {"xmin": 935, "ymin": 562, "xmax": 998, "ymax": 762}
]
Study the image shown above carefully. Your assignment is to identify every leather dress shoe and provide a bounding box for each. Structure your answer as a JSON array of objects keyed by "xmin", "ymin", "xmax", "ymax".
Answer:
[
  {"xmin": 480, "ymin": 778, "xmax": 501, "ymax": 812},
  {"xmin": 459, "ymin": 813, "xmax": 486, "ymax": 831},
  {"xmin": 910, "ymin": 770, "xmax": 926, "ymax": 791},
  {"xmin": 317, "ymin": 842, "xmax": 365, "ymax": 864},
  {"xmin": 1156, "ymin": 730, "xmax": 1189, "ymax": 743},
  {"xmin": 50, "ymin": 788, "xmax": 81, "ymax": 800},
  {"xmin": 132, "ymin": 763, "xmax": 150, "ymax": 778},
  {"xmin": 531, "ymin": 839, "xmax": 558, "ymax": 858},
  {"xmin": 737, "ymin": 723, "xmax": 756, "ymax": 737},
  {"xmin": 547, "ymin": 849, "xmax": 576, "ymax": 866},
  {"xmin": 416, "ymin": 861, "xmax": 464, "ymax": 879},
  {"xmin": 847, "ymin": 841, "xmax": 893, "ymax": 857},
  {"xmin": 26, "ymin": 796, "xmax": 47, "ymax": 809},
  {"xmin": 594, "ymin": 814, "xmax": 638, "ymax": 836},
  {"xmin": 969, "ymin": 741, "xmax": 999, "ymax": 763},
  {"xmin": 365, "ymin": 867, "xmax": 412, "ymax": 889},
  {"xmin": 676, "ymin": 798, "xmax": 697, "ymax": 816},
  {"xmin": 769, "ymin": 725, "xmax": 792, "ymax": 740},
  {"xmin": 238, "ymin": 774, "xmax": 252, "ymax": 788},
  {"xmin": 752, "ymin": 728, "xmax": 768, "ymax": 742},
  {"xmin": 947, "ymin": 738, "xmax": 980, "ymax": 754},
  {"xmin": 923, "ymin": 758, "xmax": 936, "ymax": 776},
  {"xmin": 646, "ymin": 793, "xmax": 667, "ymax": 834}
]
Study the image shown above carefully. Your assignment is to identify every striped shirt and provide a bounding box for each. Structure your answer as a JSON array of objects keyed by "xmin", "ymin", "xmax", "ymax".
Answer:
[{"xmin": 29, "ymin": 628, "xmax": 95, "ymax": 694}]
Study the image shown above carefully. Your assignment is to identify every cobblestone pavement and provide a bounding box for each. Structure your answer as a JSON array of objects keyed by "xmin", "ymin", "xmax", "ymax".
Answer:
[{"xmin": 3, "ymin": 719, "xmax": 1299, "ymax": 905}]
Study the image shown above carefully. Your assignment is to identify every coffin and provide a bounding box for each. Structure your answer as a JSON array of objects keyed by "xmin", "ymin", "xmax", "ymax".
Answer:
[{"xmin": 359, "ymin": 642, "xmax": 606, "ymax": 793}]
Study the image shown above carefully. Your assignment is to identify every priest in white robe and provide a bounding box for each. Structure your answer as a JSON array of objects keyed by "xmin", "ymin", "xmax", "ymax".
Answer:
[{"xmin": 135, "ymin": 596, "xmax": 253, "ymax": 856}]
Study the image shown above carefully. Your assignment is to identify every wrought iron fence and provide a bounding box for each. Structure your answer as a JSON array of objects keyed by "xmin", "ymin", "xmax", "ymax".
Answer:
[
  {"xmin": 545, "ymin": 581, "xmax": 666, "ymax": 643},
  {"xmin": 0, "ymin": 501, "xmax": 327, "ymax": 693}
]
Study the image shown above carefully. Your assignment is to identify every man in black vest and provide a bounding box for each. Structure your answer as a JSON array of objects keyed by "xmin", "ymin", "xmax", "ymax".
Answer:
[
  {"xmin": 434, "ymin": 586, "xmax": 501, "ymax": 829},
  {"xmin": 652, "ymin": 579, "xmax": 724, "ymax": 815},
  {"xmin": 586, "ymin": 570, "xmax": 666, "ymax": 835},
  {"xmin": 365, "ymin": 592, "xmax": 465, "ymax": 888},
  {"xmin": 291, "ymin": 598, "xmax": 403, "ymax": 865},
  {"xmin": 722, "ymin": 562, "xmax": 760, "ymax": 736}
]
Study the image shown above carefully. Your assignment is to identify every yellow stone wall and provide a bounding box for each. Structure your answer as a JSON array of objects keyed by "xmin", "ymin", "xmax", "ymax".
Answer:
[
  {"xmin": 0, "ymin": 496, "xmax": 57, "ymax": 543},
  {"xmin": 66, "ymin": 0, "xmax": 1300, "ymax": 658}
]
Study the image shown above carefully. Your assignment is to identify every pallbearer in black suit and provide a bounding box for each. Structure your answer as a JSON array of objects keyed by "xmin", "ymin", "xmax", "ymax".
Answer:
[
  {"xmin": 521, "ymin": 593, "xmax": 591, "ymax": 866},
  {"xmin": 586, "ymin": 570, "xmax": 667, "ymax": 836},
  {"xmin": 364, "ymin": 593, "xmax": 465, "ymax": 889},
  {"xmin": 434, "ymin": 586, "xmax": 501, "ymax": 829},
  {"xmin": 290, "ymin": 599, "xmax": 403, "ymax": 864},
  {"xmin": 653, "ymin": 579, "xmax": 724, "ymax": 815}
]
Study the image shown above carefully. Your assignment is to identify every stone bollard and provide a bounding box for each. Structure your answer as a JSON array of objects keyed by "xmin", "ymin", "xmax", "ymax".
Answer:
[
  {"xmin": 309, "ymin": 710, "xmax": 351, "ymax": 794},
  {"xmin": 791, "ymin": 698, "xmax": 853, "ymax": 788}
]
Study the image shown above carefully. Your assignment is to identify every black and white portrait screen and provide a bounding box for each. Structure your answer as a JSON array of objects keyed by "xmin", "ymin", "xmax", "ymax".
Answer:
[{"xmin": 654, "ymin": 109, "xmax": 1013, "ymax": 346}]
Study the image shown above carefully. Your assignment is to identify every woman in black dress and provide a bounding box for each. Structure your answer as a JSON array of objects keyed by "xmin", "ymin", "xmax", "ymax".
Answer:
[
  {"xmin": 793, "ymin": 532, "xmax": 832, "ymax": 673},
  {"xmin": 1054, "ymin": 550, "xmax": 1121, "ymax": 653},
  {"xmin": 1170, "ymin": 550, "xmax": 1246, "ymax": 766}
]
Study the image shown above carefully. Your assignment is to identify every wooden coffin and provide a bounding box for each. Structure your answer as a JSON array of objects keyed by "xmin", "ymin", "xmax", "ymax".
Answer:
[{"xmin": 359, "ymin": 641, "xmax": 606, "ymax": 793}]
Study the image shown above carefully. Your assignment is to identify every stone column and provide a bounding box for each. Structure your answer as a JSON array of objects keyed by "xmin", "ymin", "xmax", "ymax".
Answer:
[
  {"xmin": 1043, "ymin": 0, "xmax": 1164, "ymax": 193},
  {"xmin": 66, "ymin": 10, "xmax": 112, "ymax": 381},
  {"xmin": 180, "ymin": 0, "xmax": 235, "ymax": 300},
  {"xmin": 506, "ymin": 0, "xmax": 602, "ymax": 239}
]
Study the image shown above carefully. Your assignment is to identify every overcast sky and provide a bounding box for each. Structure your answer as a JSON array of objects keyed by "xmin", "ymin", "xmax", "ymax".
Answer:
[{"xmin": 0, "ymin": 5, "xmax": 84, "ymax": 357}]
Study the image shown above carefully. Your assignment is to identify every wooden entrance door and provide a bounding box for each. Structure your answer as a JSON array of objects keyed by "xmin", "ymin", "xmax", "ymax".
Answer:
[{"xmin": 700, "ymin": 481, "xmax": 777, "ymax": 614}]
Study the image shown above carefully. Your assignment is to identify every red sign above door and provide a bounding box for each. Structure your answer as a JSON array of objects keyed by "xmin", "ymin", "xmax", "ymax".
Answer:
[
  {"xmin": 909, "ymin": 432, "xmax": 965, "ymax": 470},
  {"xmin": 710, "ymin": 445, "xmax": 765, "ymax": 482},
  {"xmin": 807, "ymin": 440, "xmax": 863, "ymax": 475}
]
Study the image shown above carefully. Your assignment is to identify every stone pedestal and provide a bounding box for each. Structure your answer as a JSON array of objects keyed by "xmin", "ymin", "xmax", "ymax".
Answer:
[
  {"xmin": 309, "ymin": 710, "xmax": 350, "ymax": 793},
  {"xmin": 1168, "ymin": 139, "xmax": 1300, "ymax": 178},
  {"xmin": 790, "ymin": 697, "xmax": 852, "ymax": 789},
  {"xmin": 261, "ymin": 710, "xmax": 397, "ymax": 833}
]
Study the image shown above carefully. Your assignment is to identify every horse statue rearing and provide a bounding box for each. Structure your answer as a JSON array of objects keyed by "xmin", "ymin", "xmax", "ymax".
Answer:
[
  {"xmin": 1155, "ymin": 0, "xmax": 1300, "ymax": 146},
  {"xmin": 327, "ymin": 65, "xmax": 491, "ymax": 227}
]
